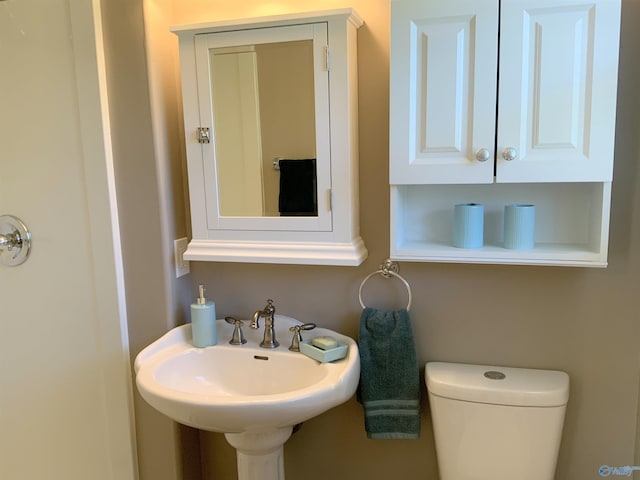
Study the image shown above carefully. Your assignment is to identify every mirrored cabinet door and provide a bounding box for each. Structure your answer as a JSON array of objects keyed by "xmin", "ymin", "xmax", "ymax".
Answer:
[
  {"xmin": 173, "ymin": 9, "xmax": 368, "ymax": 265},
  {"xmin": 195, "ymin": 23, "xmax": 332, "ymax": 232}
]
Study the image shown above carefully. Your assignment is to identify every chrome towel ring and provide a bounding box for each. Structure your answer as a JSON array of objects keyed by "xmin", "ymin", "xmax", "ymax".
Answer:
[{"xmin": 358, "ymin": 259, "xmax": 412, "ymax": 311}]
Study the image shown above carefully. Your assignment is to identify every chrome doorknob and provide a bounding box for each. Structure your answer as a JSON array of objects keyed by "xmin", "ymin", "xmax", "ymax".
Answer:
[
  {"xmin": 502, "ymin": 147, "xmax": 518, "ymax": 161},
  {"xmin": 475, "ymin": 148, "xmax": 491, "ymax": 163},
  {"xmin": 0, "ymin": 215, "xmax": 31, "ymax": 266}
]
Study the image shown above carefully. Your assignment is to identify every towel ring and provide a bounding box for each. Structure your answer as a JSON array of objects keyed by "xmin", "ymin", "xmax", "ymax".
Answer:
[{"xmin": 358, "ymin": 260, "xmax": 412, "ymax": 311}]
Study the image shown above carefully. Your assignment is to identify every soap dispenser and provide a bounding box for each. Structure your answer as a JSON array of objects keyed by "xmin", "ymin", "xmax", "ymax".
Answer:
[{"xmin": 191, "ymin": 284, "xmax": 217, "ymax": 347}]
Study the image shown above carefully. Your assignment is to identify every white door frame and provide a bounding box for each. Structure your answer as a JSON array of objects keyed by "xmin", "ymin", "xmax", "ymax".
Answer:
[{"xmin": 69, "ymin": 0, "xmax": 139, "ymax": 476}]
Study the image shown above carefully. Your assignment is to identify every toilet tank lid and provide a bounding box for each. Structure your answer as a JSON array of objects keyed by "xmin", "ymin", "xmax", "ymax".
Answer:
[{"xmin": 425, "ymin": 362, "xmax": 569, "ymax": 407}]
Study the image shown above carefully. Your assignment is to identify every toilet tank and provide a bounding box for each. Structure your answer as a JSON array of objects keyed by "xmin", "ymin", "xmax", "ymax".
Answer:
[{"xmin": 426, "ymin": 362, "xmax": 569, "ymax": 480}]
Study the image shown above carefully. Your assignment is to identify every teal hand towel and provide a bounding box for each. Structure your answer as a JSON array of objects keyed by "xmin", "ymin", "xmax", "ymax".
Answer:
[{"xmin": 358, "ymin": 307, "xmax": 420, "ymax": 439}]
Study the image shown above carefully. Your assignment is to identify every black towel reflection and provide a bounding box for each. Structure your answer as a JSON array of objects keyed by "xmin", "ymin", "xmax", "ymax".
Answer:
[{"xmin": 278, "ymin": 159, "xmax": 318, "ymax": 216}]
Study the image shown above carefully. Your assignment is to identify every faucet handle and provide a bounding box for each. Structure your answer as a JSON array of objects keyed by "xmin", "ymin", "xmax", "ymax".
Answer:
[
  {"xmin": 288, "ymin": 323, "xmax": 316, "ymax": 352},
  {"xmin": 225, "ymin": 316, "xmax": 247, "ymax": 345}
]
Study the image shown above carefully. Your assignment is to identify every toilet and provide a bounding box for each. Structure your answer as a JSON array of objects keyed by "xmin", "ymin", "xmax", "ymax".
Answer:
[{"xmin": 425, "ymin": 362, "xmax": 569, "ymax": 480}]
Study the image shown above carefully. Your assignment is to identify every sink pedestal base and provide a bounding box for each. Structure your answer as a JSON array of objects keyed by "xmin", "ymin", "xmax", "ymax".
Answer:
[{"xmin": 225, "ymin": 427, "xmax": 293, "ymax": 480}]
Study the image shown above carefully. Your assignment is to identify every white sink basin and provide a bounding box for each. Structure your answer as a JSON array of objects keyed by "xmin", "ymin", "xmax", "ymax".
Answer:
[{"xmin": 134, "ymin": 315, "xmax": 360, "ymax": 434}]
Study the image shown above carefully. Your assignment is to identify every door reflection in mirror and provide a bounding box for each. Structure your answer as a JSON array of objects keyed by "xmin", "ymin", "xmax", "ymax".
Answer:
[{"xmin": 210, "ymin": 40, "xmax": 317, "ymax": 217}]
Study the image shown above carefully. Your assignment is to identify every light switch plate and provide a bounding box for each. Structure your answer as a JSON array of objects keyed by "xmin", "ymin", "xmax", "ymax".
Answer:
[{"xmin": 174, "ymin": 237, "xmax": 190, "ymax": 278}]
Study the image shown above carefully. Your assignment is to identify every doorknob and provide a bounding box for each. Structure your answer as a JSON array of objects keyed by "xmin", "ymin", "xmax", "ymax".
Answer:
[{"xmin": 0, "ymin": 215, "xmax": 31, "ymax": 266}]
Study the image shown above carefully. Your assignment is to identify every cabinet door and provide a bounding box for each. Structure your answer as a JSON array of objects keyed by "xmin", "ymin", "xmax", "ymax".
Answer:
[
  {"xmin": 194, "ymin": 23, "xmax": 333, "ymax": 232},
  {"xmin": 497, "ymin": 0, "xmax": 621, "ymax": 182},
  {"xmin": 390, "ymin": 0, "xmax": 499, "ymax": 184}
]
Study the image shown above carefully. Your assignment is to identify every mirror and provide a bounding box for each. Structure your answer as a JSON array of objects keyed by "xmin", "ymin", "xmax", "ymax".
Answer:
[
  {"xmin": 194, "ymin": 22, "xmax": 332, "ymax": 232},
  {"xmin": 210, "ymin": 40, "xmax": 318, "ymax": 217}
]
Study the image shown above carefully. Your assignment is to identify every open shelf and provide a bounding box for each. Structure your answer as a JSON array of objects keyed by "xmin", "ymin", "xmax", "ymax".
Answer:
[{"xmin": 390, "ymin": 183, "xmax": 611, "ymax": 267}]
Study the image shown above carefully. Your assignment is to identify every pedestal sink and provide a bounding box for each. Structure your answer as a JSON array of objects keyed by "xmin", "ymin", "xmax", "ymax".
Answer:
[{"xmin": 134, "ymin": 315, "xmax": 360, "ymax": 480}]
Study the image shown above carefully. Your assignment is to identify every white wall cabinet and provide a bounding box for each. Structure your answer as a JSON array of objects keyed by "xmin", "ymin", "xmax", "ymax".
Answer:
[
  {"xmin": 390, "ymin": 0, "xmax": 621, "ymax": 267},
  {"xmin": 174, "ymin": 9, "xmax": 367, "ymax": 265}
]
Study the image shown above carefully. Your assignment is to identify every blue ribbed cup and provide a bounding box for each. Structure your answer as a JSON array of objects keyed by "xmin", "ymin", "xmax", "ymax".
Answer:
[
  {"xmin": 504, "ymin": 204, "xmax": 535, "ymax": 250},
  {"xmin": 453, "ymin": 203, "xmax": 484, "ymax": 249}
]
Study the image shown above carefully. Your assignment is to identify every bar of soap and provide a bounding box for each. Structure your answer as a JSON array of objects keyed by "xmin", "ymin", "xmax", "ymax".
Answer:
[{"xmin": 311, "ymin": 336, "xmax": 338, "ymax": 350}]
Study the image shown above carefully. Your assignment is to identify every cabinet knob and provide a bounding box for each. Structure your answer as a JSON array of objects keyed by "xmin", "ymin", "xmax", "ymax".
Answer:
[
  {"xmin": 502, "ymin": 147, "xmax": 518, "ymax": 161},
  {"xmin": 475, "ymin": 148, "xmax": 491, "ymax": 163}
]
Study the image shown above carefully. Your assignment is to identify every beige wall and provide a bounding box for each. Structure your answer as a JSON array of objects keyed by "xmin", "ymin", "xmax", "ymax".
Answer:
[{"xmin": 114, "ymin": 0, "xmax": 640, "ymax": 479}]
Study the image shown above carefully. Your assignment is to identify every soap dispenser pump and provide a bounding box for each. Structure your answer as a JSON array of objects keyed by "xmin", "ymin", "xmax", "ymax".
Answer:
[{"xmin": 191, "ymin": 284, "xmax": 217, "ymax": 347}]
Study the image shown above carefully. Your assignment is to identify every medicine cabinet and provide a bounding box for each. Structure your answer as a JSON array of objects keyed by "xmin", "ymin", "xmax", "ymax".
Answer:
[
  {"xmin": 389, "ymin": 0, "xmax": 621, "ymax": 267},
  {"xmin": 173, "ymin": 9, "xmax": 367, "ymax": 265}
]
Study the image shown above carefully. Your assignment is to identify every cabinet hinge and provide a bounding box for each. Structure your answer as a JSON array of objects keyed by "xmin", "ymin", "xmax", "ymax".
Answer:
[
  {"xmin": 327, "ymin": 188, "xmax": 332, "ymax": 211},
  {"xmin": 324, "ymin": 46, "xmax": 330, "ymax": 71},
  {"xmin": 197, "ymin": 127, "xmax": 211, "ymax": 144}
]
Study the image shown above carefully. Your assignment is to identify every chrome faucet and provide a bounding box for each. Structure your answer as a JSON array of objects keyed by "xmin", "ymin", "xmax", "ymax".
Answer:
[{"xmin": 251, "ymin": 299, "xmax": 279, "ymax": 348}]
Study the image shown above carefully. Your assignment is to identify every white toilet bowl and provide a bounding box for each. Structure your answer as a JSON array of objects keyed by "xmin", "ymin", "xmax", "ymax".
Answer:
[{"xmin": 426, "ymin": 362, "xmax": 569, "ymax": 480}]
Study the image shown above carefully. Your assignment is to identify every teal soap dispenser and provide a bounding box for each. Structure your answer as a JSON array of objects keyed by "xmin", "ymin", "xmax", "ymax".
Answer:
[{"xmin": 191, "ymin": 284, "xmax": 217, "ymax": 348}]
